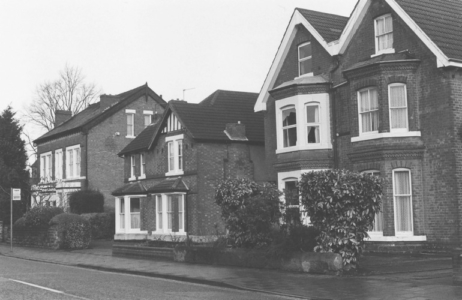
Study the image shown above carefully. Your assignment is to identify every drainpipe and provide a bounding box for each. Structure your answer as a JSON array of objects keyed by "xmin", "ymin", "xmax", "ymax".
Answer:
[{"xmin": 329, "ymin": 55, "xmax": 341, "ymax": 169}]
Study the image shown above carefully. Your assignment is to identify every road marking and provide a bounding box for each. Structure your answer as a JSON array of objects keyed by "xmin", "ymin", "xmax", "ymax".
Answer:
[{"xmin": 8, "ymin": 279, "xmax": 91, "ymax": 300}]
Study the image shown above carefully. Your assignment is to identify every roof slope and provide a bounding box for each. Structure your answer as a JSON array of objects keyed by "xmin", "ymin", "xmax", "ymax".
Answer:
[
  {"xmin": 297, "ymin": 8, "xmax": 349, "ymax": 43},
  {"xmin": 396, "ymin": 0, "xmax": 462, "ymax": 61},
  {"xmin": 171, "ymin": 90, "xmax": 263, "ymax": 143},
  {"xmin": 118, "ymin": 121, "xmax": 161, "ymax": 155},
  {"xmin": 34, "ymin": 84, "xmax": 167, "ymax": 144}
]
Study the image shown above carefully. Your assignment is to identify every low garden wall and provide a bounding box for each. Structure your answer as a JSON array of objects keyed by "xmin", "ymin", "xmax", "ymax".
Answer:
[{"xmin": 174, "ymin": 246, "xmax": 343, "ymax": 274}]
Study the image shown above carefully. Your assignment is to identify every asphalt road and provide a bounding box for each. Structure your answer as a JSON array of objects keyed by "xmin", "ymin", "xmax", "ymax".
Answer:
[{"xmin": 0, "ymin": 256, "xmax": 296, "ymax": 300}]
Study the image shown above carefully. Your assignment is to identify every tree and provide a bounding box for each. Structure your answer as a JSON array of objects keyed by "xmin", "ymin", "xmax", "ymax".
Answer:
[
  {"xmin": 0, "ymin": 107, "xmax": 29, "ymax": 226},
  {"xmin": 24, "ymin": 64, "xmax": 99, "ymax": 131}
]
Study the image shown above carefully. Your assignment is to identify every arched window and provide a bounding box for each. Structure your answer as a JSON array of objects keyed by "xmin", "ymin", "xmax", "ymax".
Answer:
[{"xmin": 393, "ymin": 169, "xmax": 413, "ymax": 235}]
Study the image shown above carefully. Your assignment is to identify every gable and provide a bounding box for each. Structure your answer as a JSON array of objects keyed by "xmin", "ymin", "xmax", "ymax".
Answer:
[{"xmin": 161, "ymin": 111, "xmax": 184, "ymax": 134}]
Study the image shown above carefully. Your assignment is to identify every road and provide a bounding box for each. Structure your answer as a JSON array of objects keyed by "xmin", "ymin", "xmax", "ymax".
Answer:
[{"xmin": 0, "ymin": 256, "xmax": 296, "ymax": 300}]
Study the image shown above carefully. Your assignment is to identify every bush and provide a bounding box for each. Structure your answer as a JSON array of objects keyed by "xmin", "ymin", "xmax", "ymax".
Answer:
[
  {"xmin": 299, "ymin": 169, "xmax": 382, "ymax": 270},
  {"xmin": 49, "ymin": 213, "xmax": 91, "ymax": 249},
  {"xmin": 23, "ymin": 206, "xmax": 64, "ymax": 228},
  {"xmin": 215, "ymin": 178, "xmax": 282, "ymax": 248},
  {"xmin": 69, "ymin": 189, "xmax": 104, "ymax": 214},
  {"xmin": 81, "ymin": 212, "xmax": 115, "ymax": 239}
]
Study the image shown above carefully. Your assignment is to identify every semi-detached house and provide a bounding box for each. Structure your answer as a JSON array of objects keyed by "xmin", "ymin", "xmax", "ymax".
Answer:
[
  {"xmin": 32, "ymin": 84, "xmax": 167, "ymax": 210},
  {"xmin": 256, "ymin": 0, "xmax": 462, "ymax": 250}
]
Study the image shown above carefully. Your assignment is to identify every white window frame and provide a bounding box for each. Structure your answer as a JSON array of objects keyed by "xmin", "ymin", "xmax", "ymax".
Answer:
[
  {"xmin": 40, "ymin": 151, "xmax": 52, "ymax": 181},
  {"xmin": 129, "ymin": 155, "xmax": 136, "ymax": 181},
  {"xmin": 388, "ymin": 83, "xmax": 409, "ymax": 133},
  {"xmin": 374, "ymin": 14, "xmax": 394, "ymax": 56},
  {"xmin": 55, "ymin": 149, "xmax": 63, "ymax": 180},
  {"xmin": 165, "ymin": 134, "xmax": 184, "ymax": 176},
  {"xmin": 143, "ymin": 110, "xmax": 153, "ymax": 128},
  {"xmin": 358, "ymin": 87, "xmax": 379, "ymax": 136},
  {"xmin": 65, "ymin": 145, "xmax": 81, "ymax": 179},
  {"xmin": 126, "ymin": 109, "xmax": 136, "ymax": 138},
  {"xmin": 275, "ymin": 94, "xmax": 332, "ymax": 154},
  {"xmin": 154, "ymin": 193, "xmax": 186, "ymax": 235},
  {"xmin": 305, "ymin": 102, "xmax": 321, "ymax": 145},
  {"xmin": 362, "ymin": 170, "xmax": 383, "ymax": 237},
  {"xmin": 393, "ymin": 168, "xmax": 414, "ymax": 237},
  {"xmin": 298, "ymin": 42, "xmax": 313, "ymax": 77},
  {"xmin": 115, "ymin": 196, "xmax": 147, "ymax": 234},
  {"xmin": 139, "ymin": 153, "xmax": 146, "ymax": 179},
  {"xmin": 281, "ymin": 105, "xmax": 297, "ymax": 149}
]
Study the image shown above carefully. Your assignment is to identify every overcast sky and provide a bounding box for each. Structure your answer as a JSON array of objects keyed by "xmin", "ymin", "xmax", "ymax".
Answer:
[{"xmin": 0, "ymin": 0, "xmax": 357, "ymax": 140}]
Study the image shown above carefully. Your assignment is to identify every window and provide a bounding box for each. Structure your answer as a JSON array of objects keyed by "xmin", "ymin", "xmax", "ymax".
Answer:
[
  {"xmin": 66, "ymin": 145, "xmax": 81, "ymax": 179},
  {"xmin": 362, "ymin": 170, "xmax": 383, "ymax": 233},
  {"xmin": 143, "ymin": 110, "xmax": 153, "ymax": 128},
  {"xmin": 120, "ymin": 198, "xmax": 125, "ymax": 229},
  {"xmin": 298, "ymin": 42, "xmax": 312, "ymax": 76},
  {"xmin": 116, "ymin": 197, "xmax": 145, "ymax": 233},
  {"xmin": 393, "ymin": 169, "xmax": 413, "ymax": 235},
  {"xmin": 40, "ymin": 152, "xmax": 52, "ymax": 181},
  {"xmin": 358, "ymin": 88, "xmax": 379, "ymax": 134},
  {"xmin": 130, "ymin": 198, "xmax": 140, "ymax": 229},
  {"xmin": 306, "ymin": 104, "xmax": 320, "ymax": 144},
  {"xmin": 155, "ymin": 194, "xmax": 185, "ymax": 234},
  {"xmin": 282, "ymin": 106, "xmax": 297, "ymax": 148},
  {"xmin": 130, "ymin": 155, "xmax": 136, "ymax": 180},
  {"xmin": 166, "ymin": 135, "xmax": 184, "ymax": 176},
  {"xmin": 140, "ymin": 153, "xmax": 146, "ymax": 178},
  {"xmin": 389, "ymin": 84, "xmax": 408, "ymax": 131},
  {"xmin": 55, "ymin": 150, "xmax": 63, "ymax": 180},
  {"xmin": 375, "ymin": 14, "xmax": 393, "ymax": 54},
  {"xmin": 126, "ymin": 109, "xmax": 136, "ymax": 137}
]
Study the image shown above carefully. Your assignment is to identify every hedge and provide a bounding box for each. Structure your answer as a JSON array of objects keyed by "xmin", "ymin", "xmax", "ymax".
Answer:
[
  {"xmin": 81, "ymin": 212, "xmax": 115, "ymax": 239},
  {"xmin": 23, "ymin": 206, "xmax": 64, "ymax": 228},
  {"xmin": 69, "ymin": 189, "xmax": 104, "ymax": 214},
  {"xmin": 49, "ymin": 213, "xmax": 91, "ymax": 249}
]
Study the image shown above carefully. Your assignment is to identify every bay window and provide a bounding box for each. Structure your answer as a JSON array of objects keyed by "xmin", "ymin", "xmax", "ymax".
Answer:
[
  {"xmin": 116, "ymin": 196, "xmax": 145, "ymax": 233},
  {"xmin": 66, "ymin": 145, "xmax": 80, "ymax": 179},
  {"xmin": 129, "ymin": 155, "xmax": 136, "ymax": 180},
  {"xmin": 393, "ymin": 169, "xmax": 413, "ymax": 235},
  {"xmin": 306, "ymin": 104, "xmax": 320, "ymax": 144},
  {"xmin": 375, "ymin": 14, "xmax": 393, "ymax": 54},
  {"xmin": 282, "ymin": 106, "xmax": 297, "ymax": 148},
  {"xmin": 358, "ymin": 88, "xmax": 379, "ymax": 134},
  {"xmin": 156, "ymin": 194, "xmax": 185, "ymax": 234},
  {"xmin": 389, "ymin": 84, "xmax": 408, "ymax": 131},
  {"xmin": 298, "ymin": 42, "xmax": 313, "ymax": 76},
  {"xmin": 166, "ymin": 135, "xmax": 184, "ymax": 176},
  {"xmin": 130, "ymin": 198, "xmax": 140, "ymax": 229}
]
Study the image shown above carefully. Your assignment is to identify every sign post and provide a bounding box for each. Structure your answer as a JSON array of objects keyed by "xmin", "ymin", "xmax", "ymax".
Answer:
[{"xmin": 10, "ymin": 188, "xmax": 21, "ymax": 251}]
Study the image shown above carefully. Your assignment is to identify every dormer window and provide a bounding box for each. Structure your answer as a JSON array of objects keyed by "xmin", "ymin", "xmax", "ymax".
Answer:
[
  {"xmin": 298, "ymin": 42, "xmax": 313, "ymax": 76},
  {"xmin": 374, "ymin": 14, "xmax": 394, "ymax": 54}
]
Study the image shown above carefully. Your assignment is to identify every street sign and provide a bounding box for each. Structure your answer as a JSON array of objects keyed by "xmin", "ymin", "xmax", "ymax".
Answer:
[{"xmin": 11, "ymin": 188, "xmax": 21, "ymax": 201}]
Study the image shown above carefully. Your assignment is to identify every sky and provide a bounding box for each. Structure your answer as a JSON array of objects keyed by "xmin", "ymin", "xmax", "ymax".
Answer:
[{"xmin": 0, "ymin": 0, "xmax": 358, "ymax": 147}]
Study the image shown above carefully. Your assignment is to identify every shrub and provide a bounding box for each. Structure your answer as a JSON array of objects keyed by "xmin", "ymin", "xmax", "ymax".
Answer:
[
  {"xmin": 69, "ymin": 189, "xmax": 104, "ymax": 214},
  {"xmin": 81, "ymin": 212, "xmax": 115, "ymax": 239},
  {"xmin": 23, "ymin": 206, "xmax": 64, "ymax": 228},
  {"xmin": 299, "ymin": 169, "xmax": 382, "ymax": 270},
  {"xmin": 49, "ymin": 213, "xmax": 91, "ymax": 249},
  {"xmin": 215, "ymin": 178, "xmax": 282, "ymax": 248}
]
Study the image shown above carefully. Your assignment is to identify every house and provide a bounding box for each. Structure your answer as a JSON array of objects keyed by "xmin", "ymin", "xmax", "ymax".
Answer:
[
  {"xmin": 32, "ymin": 84, "xmax": 167, "ymax": 210},
  {"xmin": 112, "ymin": 90, "xmax": 268, "ymax": 241},
  {"xmin": 255, "ymin": 0, "xmax": 462, "ymax": 250}
]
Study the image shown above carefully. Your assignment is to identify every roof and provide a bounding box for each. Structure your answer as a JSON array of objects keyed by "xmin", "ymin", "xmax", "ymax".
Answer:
[
  {"xmin": 296, "ymin": 8, "xmax": 349, "ymax": 43},
  {"xmin": 147, "ymin": 177, "xmax": 188, "ymax": 193},
  {"xmin": 396, "ymin": 0, "xmax": 462, "ymax": 61},
  {"xmin": 112, "ymin": 181, "xmax": 148, "ymax": 196},
  {"xmin": 272, "ymin": 75, "xmax": 329, "ymax": 91},
  {"xmin": 118, "ymin": 121, "xmax": 161, "ymax": 155},
  {"xmin": 112, "ymin": 177, "xmax": 188, "ymax": 196},
  {"xmin": 34, "ymin": 84, "xmax": 167, "ymax": 144}
]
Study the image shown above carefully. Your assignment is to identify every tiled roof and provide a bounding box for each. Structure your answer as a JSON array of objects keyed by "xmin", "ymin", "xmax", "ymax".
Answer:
[
  {"xmin": 112, "ymin": 177, "xmax": 188, "ymax": 196},
  {"xmin": 118, "ymin": 121, "xmax": 161, "ymax": 156},
  {"xmin": 34, "ymin": 84, "xmax": 167, "ymax": 144},
  {"xmin": 272, "ymin": 75, "xmax": 329, "ymax": 91},
  {"xmin": 171, "ymin": 90, "xmax": 264, "ymax": 143},
  {"xmin": 112, "ymin": 181, "xmax": 148, "ymax": 196},
  {"xmin": 147, "ymin": 177, "xmax": 189, "ymax": 193},
  {"xmin": 297, "ymin": 8, "xmax": 349, "ymax": 43},
  {"xmin": 396, "ymin": 0, "xmax": 462, "ymax": 61},
  {"xmin": 343, "ymin": 52, "xmax": 418, "ymax": 73}
]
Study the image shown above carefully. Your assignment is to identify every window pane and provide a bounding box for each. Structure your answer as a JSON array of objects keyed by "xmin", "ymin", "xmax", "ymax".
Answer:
[
  {"xmin": 306, "ymin": 106, "xmax": 319, "ymax": 123},
  {"xmin": 178, "ymin": 197, "xmax": 183, "ymax": 230},
  {"xmin": 284, "ymin": 181, "xmax": 299, "ymax": 206},
  {"xmin": 130, "ymin": 198, "xmax": 140, "ymax": 212},
  {"xmin": 157, "ymin": 196, "xmax": 163, "ymax": 230},
  {"xmin": 373, "ymin": 210, "xmax": 384, "ymax": 232},
  {"xmin": 394, "ymin": 171, "xmax": 410, "ymax": 194},
  {"xmin": 395, "ymin": 196, "xmax": 412, "ymax": 231},
  {"xmin": 390, "ymin": 86, "xmax": 406, "ymax": 107},
  {"xmin": 168, "ymin": 142, "xmax": 174, "ymax": 171},
  {"xmin": 130, "ymin": 198, "xmax": 140, "ymax": 229},
  {"xmin": 391, "ymin": 108, "xmax": 407, "ymax": 129},
  {"xmin": 385, "ymin": 15, "xmax": 393, "ymax": 33},
  {"xmin": 376, "ymin": 18, "xmax": 385, "ymax": 35},
  {"xmin": 283, "ymin": 127, "xmax": 297, "ymax": 147},
  {"xmin": 127, "ymin": 114, "xmax": 133, "ymax": 135},
  {"xmin": 359, "ymin": 91, "xmax": 370, "ymax": 112},
  {"xmin": 282, "ymin": 108, "xmax": 296, "ymax": 126},
  {"xmin": 144, "ymin": 115, "xmax": 151, "ymax": 127},
  {"xmin": 120, "ymin": 198, "xmax": 125, "ymax": 229},
  {"xmin": 299, "ymin": 43, "xmax": 311, "ymax": 59},
  {"xmin": 307, "ymin": 126, "xmax": 319, "ymax": 143},
  {"xmin": 167, "ymin": 197, "xmax": 173, "ymax": 230},
  {"xmin": 178, "ymin": 140, "xmax": 183, "ymax": 171},
  {"xmin": 370, "ymin": 89, "xmax": 378, "ymax": 110},
  {"xmin": 299, "ymin": 58, "xmax": 312, "ymax": 75}
]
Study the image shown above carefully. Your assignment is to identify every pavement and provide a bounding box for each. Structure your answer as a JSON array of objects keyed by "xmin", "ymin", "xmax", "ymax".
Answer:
[{"xmin": 0, "ymin": 240, "xmax": 461, "ymax": 300}]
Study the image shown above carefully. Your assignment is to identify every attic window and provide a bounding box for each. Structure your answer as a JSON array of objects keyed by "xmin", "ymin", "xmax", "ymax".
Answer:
[
  {"xmin": 374, "ymin": 14, "xmax": 394, "ymax": 55},
  {"xmin": 298, "ymin": 42, "xmax": 313, "ymax": 77}
]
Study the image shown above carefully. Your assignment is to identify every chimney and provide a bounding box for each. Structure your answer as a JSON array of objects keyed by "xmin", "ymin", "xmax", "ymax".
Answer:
[
  {"xmin": 224, "ymin": 121, "xmax": 248, "ymax": 141},
  {"xmin": 100, "ymin": 94, "xmax": 120, "ymax": 111},
  {"xmin": 55, "ymin": 110, "xmax": 72, "ymax": 128}
]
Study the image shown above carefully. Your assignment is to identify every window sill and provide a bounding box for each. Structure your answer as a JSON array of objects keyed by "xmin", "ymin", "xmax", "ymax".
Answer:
[
  {"xmin": 371, "ymin": 48, "xmax": 395, "ymax": 57},
  {"xmin": 367, "ymin": 235, "xmax": 427, "ymax": 242},
  {"xmin": 276, "ymin": 143, "xmax": 333, "ymax": 154},
  {"xmin": 351, "ymin": 131, "xmax": 421, "ymax": 143},
  {"xmin": 138, "ymin": 175, "xmax": 146, "ymax": 180},
  {"xmin": 165, "ymin": 170, "xmax": 184, "ymax": 177},
  {"xmin": 125, "ymin": 135, "xmax": 136, "ymax": 139},
  {"xmin": 294, "ymin": 72, "xmax": 314, "ymax": 79},
  {"xmin": 128, "ymin": 177, "xmax": 137, "ymax": 182},
  {"xmin": 63, "ymin": 176, "xmax": 86, "ymax": 181}
]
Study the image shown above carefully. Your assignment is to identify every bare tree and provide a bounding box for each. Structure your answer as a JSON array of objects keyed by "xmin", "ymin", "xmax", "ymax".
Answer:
[{"xmin": 25, "ymin": 64, "xmax": 99, "ymax": 131}]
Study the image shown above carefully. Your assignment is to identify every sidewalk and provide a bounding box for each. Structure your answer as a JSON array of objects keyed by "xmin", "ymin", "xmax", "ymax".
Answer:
[{"xmin": 0, "ymin": 241, "xmax": 460, "ymax": 300}]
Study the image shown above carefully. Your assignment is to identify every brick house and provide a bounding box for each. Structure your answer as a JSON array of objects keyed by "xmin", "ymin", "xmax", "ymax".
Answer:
[
  {"xmin": 254, "ymin": 0, "xmax": 462, "ymax": 249},
  {"xmin": 112, "ymin": 90, "xmax": 268, "ymax": 241},
  {"xmin": 32, "ymin": 84, "xmax": 167, "ymax": 210}
]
